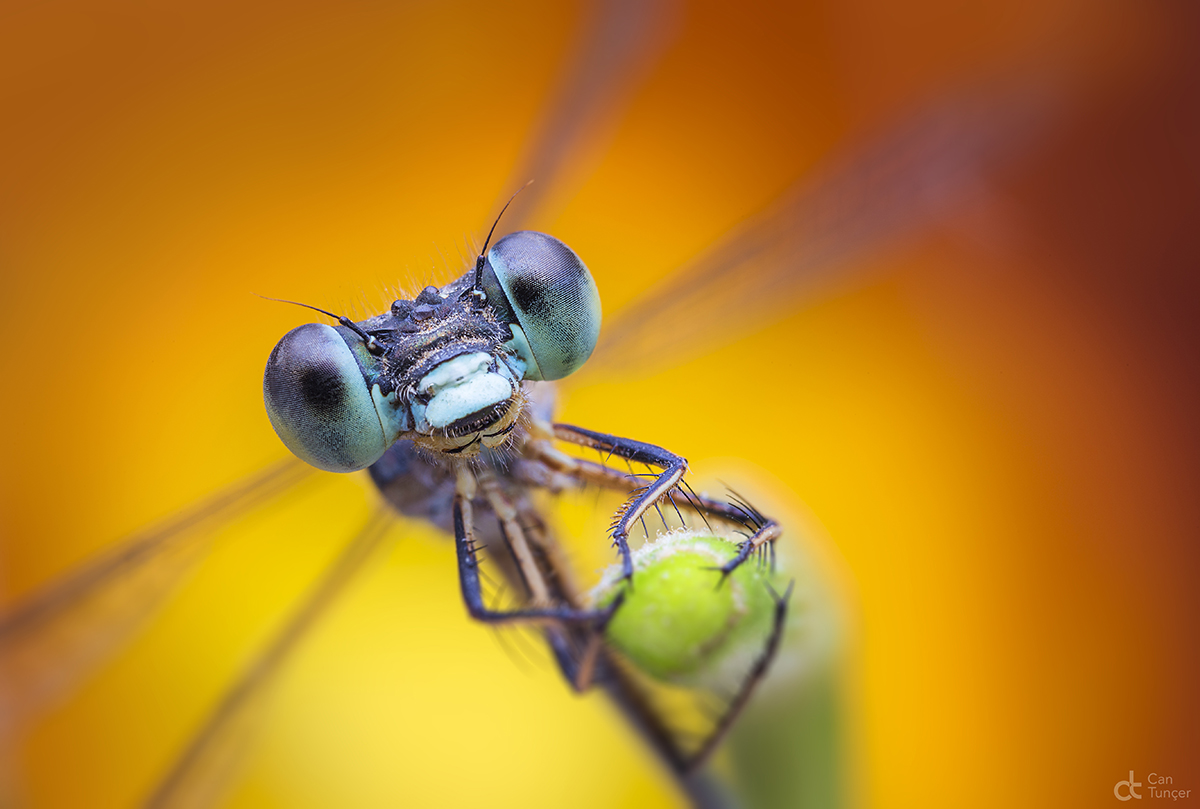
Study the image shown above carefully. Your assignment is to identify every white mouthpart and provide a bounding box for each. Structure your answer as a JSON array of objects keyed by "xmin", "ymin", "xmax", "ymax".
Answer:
[{"xmin": 417, "ymin": 352, "xmax": 512, "ymax": 430}]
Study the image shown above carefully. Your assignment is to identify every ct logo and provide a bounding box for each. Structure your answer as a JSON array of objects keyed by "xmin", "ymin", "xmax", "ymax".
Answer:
[{"xmin": 1115, "ymin": 771, "xmax": 1143, "ymax": 801}]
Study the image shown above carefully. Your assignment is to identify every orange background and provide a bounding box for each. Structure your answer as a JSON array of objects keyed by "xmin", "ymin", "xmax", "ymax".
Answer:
[{"xmin": 1, "ymin": 1, "xmax": 1197, "ymax": 807}]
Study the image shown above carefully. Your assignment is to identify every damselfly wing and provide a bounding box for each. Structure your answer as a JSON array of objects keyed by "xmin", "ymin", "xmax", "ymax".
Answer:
[{"xmin": 0, "ymin": 2, "xmax": 1062, "ymax": 807}]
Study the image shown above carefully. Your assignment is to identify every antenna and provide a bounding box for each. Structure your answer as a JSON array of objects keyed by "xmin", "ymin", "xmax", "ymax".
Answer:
[
  {"xmin": 261, "ymin": 296, "xmax": 383, "ymax": 355},
  {"xmin": 472, "ymin": 181, "xmax": 534, "ymax": 295}
]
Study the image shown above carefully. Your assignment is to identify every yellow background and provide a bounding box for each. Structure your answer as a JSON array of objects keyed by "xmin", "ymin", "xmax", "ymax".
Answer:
[{"xmin": 2, "ymin": 1, "xmax": 1196, "ymax": 807}]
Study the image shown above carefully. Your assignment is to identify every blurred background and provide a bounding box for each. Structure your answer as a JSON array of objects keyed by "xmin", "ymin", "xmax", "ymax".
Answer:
[{"xmin": 1, "ymin": 0, "xmax": 1197, "ymax": 807}]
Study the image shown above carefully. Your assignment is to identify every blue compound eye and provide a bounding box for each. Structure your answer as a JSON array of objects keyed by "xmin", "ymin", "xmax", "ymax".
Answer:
[
  {"xmin": 264, "ymin": 323, "xmax": 389, "ymax": 472},
  {"xmin": 479, "ymin": 231, "xmax": 602, "ymax": 381}
]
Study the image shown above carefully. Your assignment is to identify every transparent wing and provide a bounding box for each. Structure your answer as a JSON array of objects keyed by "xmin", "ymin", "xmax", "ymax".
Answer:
[
  {"xmin": 577, "ymin": 82, "xmax": 1057, "ymax": 381},
  {"xmin": 0, "ymin": 460, "xmax": 315, "ymax": 735},
  {"xmin": 144, "ymin": 509, "xmax": 395, "ymax": 809},
  {"xmin": 493, "ymin": 0, "xmax": 677, "ymax": 230}
]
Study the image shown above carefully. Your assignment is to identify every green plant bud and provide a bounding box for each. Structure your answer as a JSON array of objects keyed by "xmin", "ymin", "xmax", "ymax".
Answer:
[{"xmin": 590, "ymin": 531, "xmax": 780, "ymax": 687}]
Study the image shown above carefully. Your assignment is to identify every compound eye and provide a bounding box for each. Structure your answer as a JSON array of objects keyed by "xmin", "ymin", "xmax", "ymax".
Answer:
[
  {"xmin": 480, "ymin": 231, "xmax": 601, "ymax": 381},
  {"xmin": 264, "ymin": 323, "xmax": 388, "ymax": 472}
]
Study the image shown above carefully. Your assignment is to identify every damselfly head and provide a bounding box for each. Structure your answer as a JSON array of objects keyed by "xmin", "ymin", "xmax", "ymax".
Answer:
[{"xmin": 263, "ymin": 231, "xmax": 602, "ymax": 469}]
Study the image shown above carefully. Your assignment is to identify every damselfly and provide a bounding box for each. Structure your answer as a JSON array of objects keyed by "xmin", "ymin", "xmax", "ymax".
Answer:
[
  {"xmin": 2, "ymin": 212, "xmax": 800, "ymax": 806},
  {"xmin": 0, "ymin": 2, "xmax": 1053, "ymax": 807}
]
